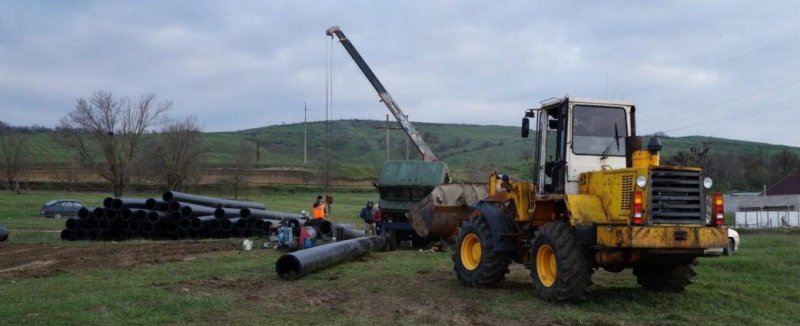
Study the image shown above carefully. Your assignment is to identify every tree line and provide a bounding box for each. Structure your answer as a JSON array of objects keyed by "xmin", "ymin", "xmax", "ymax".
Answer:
[
  {"xmin": 1, "ymin": 91, "xmax": 258, "ymax": 197},
  {"xmin": 663, "ymin": 139, "xmax": 798, "ymax": 192}
]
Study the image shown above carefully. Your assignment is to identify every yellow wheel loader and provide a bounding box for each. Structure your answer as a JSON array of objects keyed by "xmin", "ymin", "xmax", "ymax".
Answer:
[{"xmin": 418, "ymin": 97, "xmax": 728, "ymax": 301}]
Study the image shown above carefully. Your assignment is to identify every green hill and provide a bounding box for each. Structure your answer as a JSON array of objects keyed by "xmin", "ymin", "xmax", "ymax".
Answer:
[{"xmin": 13, "ymin": 119, "xmax": 800, "ymax": 191}]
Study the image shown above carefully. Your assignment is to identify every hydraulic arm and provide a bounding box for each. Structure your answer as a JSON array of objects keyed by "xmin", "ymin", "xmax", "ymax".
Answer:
[{"xmin": 326, "ymin": 26, "xmax": 438, "ymax": 162}]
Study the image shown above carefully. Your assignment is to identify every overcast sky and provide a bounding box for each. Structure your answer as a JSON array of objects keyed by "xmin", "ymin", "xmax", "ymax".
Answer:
[{"xmin": 1, "ymin": 1, "xmax": 799, "ymax": 146}]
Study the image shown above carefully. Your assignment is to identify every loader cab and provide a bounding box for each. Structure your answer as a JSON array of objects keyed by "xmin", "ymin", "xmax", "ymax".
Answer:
[{"xmin": 524, "ymin": 97, "xmax": 635, "ymax": 195}]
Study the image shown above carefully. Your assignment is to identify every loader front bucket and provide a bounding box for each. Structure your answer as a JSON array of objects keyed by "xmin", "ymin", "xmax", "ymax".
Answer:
[{"xmin": 408, "ymin": 183, "xmax": 488, "ymax": 239}]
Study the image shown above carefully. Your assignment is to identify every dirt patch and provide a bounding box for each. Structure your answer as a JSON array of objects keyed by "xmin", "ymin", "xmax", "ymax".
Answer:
[
  {"xmin": 0, "ymin": 241, "xmax": 237, "ymax": 278},
  {"xmin": 167, "ymin": 270, "xmax": 559, "ymax": 326}
]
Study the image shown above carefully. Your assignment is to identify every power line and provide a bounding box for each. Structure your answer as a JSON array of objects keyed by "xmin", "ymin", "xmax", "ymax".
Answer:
[
  {"xmin": 617, "ymin": 33, "xmax": 800, "ymax": 97},
  {"xmin": 640, "ymin": 78, "xmax": 800, "ymax": 124},
  {"xmin": 660, "ymin": 97, "xmax": 800, "ymax": 133}
]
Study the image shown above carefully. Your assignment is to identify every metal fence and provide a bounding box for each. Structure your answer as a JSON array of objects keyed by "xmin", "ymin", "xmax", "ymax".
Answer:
[{"xmin": 735, "ymin": 211, "xmax": 800, "ymax": 229}]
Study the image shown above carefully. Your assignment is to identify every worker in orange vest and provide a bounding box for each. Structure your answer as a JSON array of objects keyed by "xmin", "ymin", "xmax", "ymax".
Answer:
[{"xmin": 312, "ymin": 195, "xmax": 326, "ymax": 219}]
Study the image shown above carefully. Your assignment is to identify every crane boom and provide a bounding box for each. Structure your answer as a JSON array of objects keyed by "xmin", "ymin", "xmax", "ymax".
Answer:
[{"xmin": 326, "ymin": 26, "xmax": 439, "ymax": 162}]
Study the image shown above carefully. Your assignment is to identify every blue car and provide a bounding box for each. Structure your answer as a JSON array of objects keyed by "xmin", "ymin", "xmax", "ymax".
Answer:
[{"xmin": 40, "ymin": 200, "xmax": 85, "ymax": 219}]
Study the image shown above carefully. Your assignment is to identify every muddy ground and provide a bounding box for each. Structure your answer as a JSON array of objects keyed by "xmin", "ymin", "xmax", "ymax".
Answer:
[
  {"xmin": 0, "ymin": 241, "xmax": 562, "ymax": 325},
  {"xmin": 0, "ymin": 241, "xmax": 237, "ymax": 278}
]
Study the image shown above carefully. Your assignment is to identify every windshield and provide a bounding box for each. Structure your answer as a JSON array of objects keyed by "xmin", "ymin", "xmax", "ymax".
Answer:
[{"xmin": 571, "ymin": 105, "xmax": 627, "ymax": 156}]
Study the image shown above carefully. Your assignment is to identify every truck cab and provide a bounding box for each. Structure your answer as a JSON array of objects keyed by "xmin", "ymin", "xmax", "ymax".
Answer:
[{"xmin": 531, "ymin": 97, "xmax": 633, "ymax": 195}]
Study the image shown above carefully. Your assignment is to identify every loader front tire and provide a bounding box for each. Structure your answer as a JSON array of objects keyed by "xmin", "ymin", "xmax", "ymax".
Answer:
[
  {"xmin": 452, "ymin": 215, "xmax": 510, "ymax": 287},
  {"xmin": 531, "ymin": 221, "xmax": 593, "ymax": 302},
  {"xmin": 634, "ymin": 263, "xmax": 696, "ymax": 292}
]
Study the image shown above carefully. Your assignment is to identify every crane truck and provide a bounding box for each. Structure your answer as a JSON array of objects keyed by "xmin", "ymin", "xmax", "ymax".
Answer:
[
  {"xmin": 326, "ymin": 26, "xmax": 486, "ymax": 250},
  {"xmin": 442, "ymin": 96, "xmax": 729, "ymax": 301}
]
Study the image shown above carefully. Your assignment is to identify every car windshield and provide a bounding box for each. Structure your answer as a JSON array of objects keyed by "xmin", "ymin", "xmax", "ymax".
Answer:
[
  {"xmin": 44, "ymin": 200, "xmax": 58, "ymax": 206},
  {"xmin": 571, "ymin": 105, "xmax": 628, "ymax": 156}
]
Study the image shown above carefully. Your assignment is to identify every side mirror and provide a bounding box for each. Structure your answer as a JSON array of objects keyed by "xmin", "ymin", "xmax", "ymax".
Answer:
[{"xmin": 521, "ymin": 118, "xmax": 530, "ymax": 138}]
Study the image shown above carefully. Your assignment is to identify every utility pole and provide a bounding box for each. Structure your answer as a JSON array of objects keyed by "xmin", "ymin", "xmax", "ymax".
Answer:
[
  {"xmin": 405, "ymin": 114, "xmax": 410, "ymax": 160},
  {"xmin": 304, "ymin": 101, "xmax": 309, "ymax": 165},
  {"xmin": 385, "ymin": 114, "xmax": 390, "ymax": 160},
  {"xmin": 374, "ymin": 114, "xmax": 406, "ymax": 161},
  {"xmin": 251, "ymin": 133, "xmax": 260, "ymax": 162}
]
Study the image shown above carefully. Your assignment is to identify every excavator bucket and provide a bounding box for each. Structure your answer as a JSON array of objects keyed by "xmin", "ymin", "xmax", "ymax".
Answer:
[{"xmin": 408, "ymin": 183, "xmax": 488, "ymax": 240}]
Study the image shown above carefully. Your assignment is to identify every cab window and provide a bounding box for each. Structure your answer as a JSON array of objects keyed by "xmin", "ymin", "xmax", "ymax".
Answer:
[{"xmin": 571, "ymin": 105, "xmax": 627, "ymax": 156}]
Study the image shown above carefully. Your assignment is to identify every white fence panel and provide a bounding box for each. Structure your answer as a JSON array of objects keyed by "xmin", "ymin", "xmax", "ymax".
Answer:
[{"xmin": 735, "ymin": 211, "xmax": 800, "ymax": 229}]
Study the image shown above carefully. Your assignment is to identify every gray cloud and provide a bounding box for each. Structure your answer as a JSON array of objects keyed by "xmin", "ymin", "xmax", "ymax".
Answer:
[{"xmin": 1, "ymin": 1, "xmax": 798, "ymax": 145}]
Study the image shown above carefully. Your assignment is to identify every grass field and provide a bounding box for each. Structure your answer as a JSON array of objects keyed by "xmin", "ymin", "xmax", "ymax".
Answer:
[{"xmin": 1, "ymin": 190, "xmax": 799, "ymax": 325}]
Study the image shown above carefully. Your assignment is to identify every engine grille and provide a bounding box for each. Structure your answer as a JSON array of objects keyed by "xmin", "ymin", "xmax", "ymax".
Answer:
[
  {"xmin": 621, "ymin": 175, "xmax": 633, "ymax": 211},
  {"xmin": 649, "ymin": 169, "xmax": 704, "ymax": 224}
]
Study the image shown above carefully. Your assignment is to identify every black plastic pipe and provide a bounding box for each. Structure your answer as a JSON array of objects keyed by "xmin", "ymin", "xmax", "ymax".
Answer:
[
  {"xmin": 78, "ymin": 207, "xmax": 93, "ymax": 219},
  {"xmin": 104, "ymin": 209, "xmax": 118, "ymax": 221},
  {"xmin": 191, "ymin": 215, "xmax": 216, "ymax": 231},
  {"xmin": 162, "ymin": 191, "xmax": 265, "ymax": 210},
  {"xmin": 178, "ymin": 217, "xmax": 193, "ymax": 231},
  {"xmin": 112, "ymin": 197, "xmax": 148, "ymax": 210},
  {"xmin": 276, "ymin": 236, "xmax": 386, "ymax": 280},
  {"xmin": 179, "ymin": 203, "xmax": 219, "ymax": 218},
  {"xmin": 65, "ymin": 218, "xmax": 84, "ymax": 230},
  {"xmin": 119, "ymin": 208, "xmax": 133, "ymax": 221},
  {"xmin": 102, "ymin": 197, "xmax": 114, "ymax": 208},
  {"xmin": 0, "ymin": 226, "xmax": 8, "ymax": 242},
  {"xmin": 214, "ymin": 207, "xmax": 242, "ymax": 219},
  {"xmin": 92, "ymin": 207, "xmax": 105, "ymax": 219},
  {"xmin": 240, "ymin": 208, "xmax": 304, "ymax": 221},
  {"xmin": 335, "ymin": 224, "xmax": 366, "ymax": 240}
]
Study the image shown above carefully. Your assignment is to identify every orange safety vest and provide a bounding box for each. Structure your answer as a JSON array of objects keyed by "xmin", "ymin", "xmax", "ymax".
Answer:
[{"xmin": 312, "ymin": 203, "xmax": 326, "ymax": 219}]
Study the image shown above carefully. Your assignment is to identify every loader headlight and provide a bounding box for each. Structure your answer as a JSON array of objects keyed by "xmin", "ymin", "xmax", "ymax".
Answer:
[
  {"xmin": 636, "ymin": 176, "xmax": 647, "ymax": 188},
  {"xmin": 703, "ymin": 177, "xmax": 713, "ymax": 189}
]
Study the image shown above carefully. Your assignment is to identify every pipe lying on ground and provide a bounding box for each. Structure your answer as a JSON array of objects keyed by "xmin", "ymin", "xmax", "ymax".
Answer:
[
  {"xmin": 240, "ymin": 208, "xmax": 304, "ymax": 221},
  {"xmin": 335, "ymin": 224, "xmax": 368, "ymax": 240},
  {"xmin": 103, "ymin": 197, "xmax": 114, "ymax": 209},
  {"xmin": 65, "ymin": 218, "xmax": 84, "ymax": 230},
  {"xmin": 146, "ymin": 211, "xmax": 166, "ymax": 224},
  {"xmin": 78, "ymin": 207, "xmax": 93, "ymax": 219},
  {"xmin": 92, "ymin": 208, "xmax": 105, "ymax": 219},
  {"xmin": 179, "ymin": 203, "xmax": 218, "ymax": 218},
  {"xmin": 191, "ymin": 215, "xmax": 216, "ymax": 231},
  {"xmin": 112, "ymin": 197, "xmax": 149, "ymax": 210},
  {"xmin": 119, "ymin": 208, "xmax": 133, "ymax": 221},
  {"xmin": 0, "ymin": 226, "xmax": 8, "ymax": 242},
  {"xmin": 163, "ymin": 191, "xmax": 265, "ymax": 210},
  {"xmin": 104, "ymin": 209, "xmax": 118, "ymax": 221},
  {"xmin": 214, "ymin": 207, "xmax": 242, "ymax": 219},
  {"xmin": 276, "ymin": 236, "xmax": 386, "ymax": 280}
]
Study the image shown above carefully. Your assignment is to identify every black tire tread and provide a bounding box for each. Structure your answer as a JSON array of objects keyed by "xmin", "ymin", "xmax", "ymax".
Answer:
[
  {"xmin": 531, "ymin": 221, "xmax": 593, "ymax": 302},
  {"xmin": 452, "ymin": 215, "xmax": 510, "ymax": 287}
]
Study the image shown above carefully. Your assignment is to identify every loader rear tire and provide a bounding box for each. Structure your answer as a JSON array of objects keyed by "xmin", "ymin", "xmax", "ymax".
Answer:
[
  {"xmin": 452, "ymin": 215, "xmax": 510, "ymax": 287},
  {"xmin": 634, "ymin": 263, "xmax": 696, "ymax": 292},
  {"xmin": 531, "ymin": 221, "xmax": 593, "ymax": 302}
]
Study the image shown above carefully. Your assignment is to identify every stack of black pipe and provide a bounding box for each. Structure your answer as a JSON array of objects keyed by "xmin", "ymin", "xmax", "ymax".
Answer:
[{"xmin": 60, "ymin": 191, "xmax": 326, "ymax": 241}]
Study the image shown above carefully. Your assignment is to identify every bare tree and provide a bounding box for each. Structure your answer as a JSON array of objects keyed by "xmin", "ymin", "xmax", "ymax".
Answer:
[
  {"xmin": 0, "ymin": 133, "xmax": 30, "ymax": 193},
  {"xmin": 143, "ymin": 117, "xmax": 206, "ymax": 191},
  {"xmin": 58, "ymin": 91, "xmax": 170, "ymax": 196},
  {"xmin": 227, "ymin": 141, "xmax": 253, "ymax": 199},
  {"xmin": 52, "ymin": 159, "xmax": 82, "ymax": 192}
]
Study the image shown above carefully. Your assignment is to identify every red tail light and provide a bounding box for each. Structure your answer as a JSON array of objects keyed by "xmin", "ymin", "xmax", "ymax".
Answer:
[
  {"xmin": 633, "ymin": 191, "xmax": 643, "ymax": 225},
  {"xmin": 711, "ymin": 192, "xmax": 724, "ymax": 226}
]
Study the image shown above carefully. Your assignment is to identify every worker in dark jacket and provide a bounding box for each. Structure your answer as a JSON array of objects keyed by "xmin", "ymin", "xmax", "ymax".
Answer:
[{"xmin": 359, "ymin": 201, "xmax": 376, "ymax": 235}]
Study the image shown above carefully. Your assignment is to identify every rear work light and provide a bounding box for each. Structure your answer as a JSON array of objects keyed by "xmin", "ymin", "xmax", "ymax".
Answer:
[
  {"xmin": 632, "ymin": 191, "xmax": 643, "ymax": 225},
  {"xmin": 711, "ymin": 192, "xmax": 724, "ymax": 226}
]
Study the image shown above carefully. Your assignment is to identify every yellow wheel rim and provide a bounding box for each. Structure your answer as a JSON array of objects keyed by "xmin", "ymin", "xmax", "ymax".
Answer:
[
  {"xmin": 460, "ymin": 233, "xmax": 482, "ymax": 270},
  {"xmin": 536, "ymin": 244, "xmax": 557, "ymax": 287}
]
